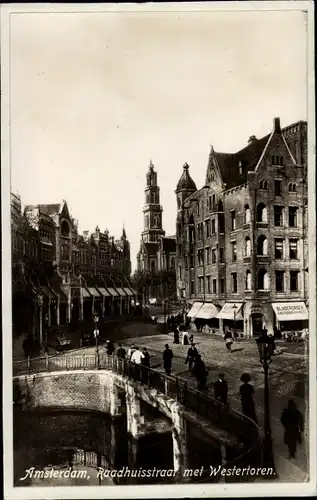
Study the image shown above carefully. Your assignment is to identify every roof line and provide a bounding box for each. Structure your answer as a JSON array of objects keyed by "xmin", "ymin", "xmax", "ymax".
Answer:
[
  {"xmin": 254, "ymin": 130, "xmax": 274, "ymax": 173},
  {"xmin": 281, "ymin": 134, "xmax": 297, "ymax": 164}
]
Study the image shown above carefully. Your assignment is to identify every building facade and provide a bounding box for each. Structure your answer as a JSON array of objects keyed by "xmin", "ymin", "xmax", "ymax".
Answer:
[
  {"xmin": 12, "ymin": 197, "xmax": 135, "ymax": 344},
  {"xmin": 136, "ymin": 162, "xmax": 176, "ymax": 302},
  {"xmin": 175, "ymin": 118, "xmax": 308, "ymax": 338}
]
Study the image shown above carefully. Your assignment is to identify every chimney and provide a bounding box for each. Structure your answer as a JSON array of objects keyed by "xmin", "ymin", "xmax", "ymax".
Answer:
[
  {"xmin": 83, "ymin": 230, "xmax": 89, "ymax": 242},
  {"xmin": 273, "ymin": 117, "xmax": 281, "ymax": 133},
  {"xmin": 248, "ymin": 135, "xmax": 257, "ymax": 145}
]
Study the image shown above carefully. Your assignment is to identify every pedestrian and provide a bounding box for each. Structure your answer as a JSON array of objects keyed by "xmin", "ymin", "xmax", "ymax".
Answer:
[
  {"xmin": 192, "ymin": 354, "xmax": 208, "ymax": 390},
  {"xmin": 182, "ymin": 331, "xmax": 189, "ymax": 345},
  {"xmin": 281, "ymin": 399, "xmax": 304, "ymax": 459},
  {"xmin": 185, "ymin": 343, "xmax": 198, "ymax": 371},
  {"xmin": 128, "ymin": 343, "xmax": 136, "ymax": 360},
  {"xmin": 131, "ymin": 346, "xmax": 144, "ymax": 365},
  {"xmin": 116, "ymin": 343, "xmax": 126, "ymax": 359},
  {"xmin": 173, "ymin": 325, "xmax": 180, "ymax": 344},
  {"xmin": 214, "ymin": 373, "xmax": 228, "ymax": 405},
  {"xmin": 224, "ymin": 329, "xmax": 233, "ymax": 351},
  {"xmin": 163, "ymin": 344, "xmax": 173, "ymax": 376},
  {"xmin": 106, "ymin": 340, "xmax": 114, "ymax": 355},
  {"xmin": 239, "ymin": 373, "xmax": 258, "ymax": 423},
  {"xmin": 142, "ymin": 347, "xmax": 150, "ymax": 367},
  {"xmin": 189, "ymin": 333, "xmax": 194, "ymax": 343}
]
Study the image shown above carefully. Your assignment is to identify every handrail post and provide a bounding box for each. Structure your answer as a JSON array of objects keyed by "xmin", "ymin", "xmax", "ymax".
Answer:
[
  {"xmin": 45, "ymin": 353, "xmax": 49, "ymax": 372},
  {"xmin": 27, "ymin": 356, "xmax": 30, "ymax": 375}
]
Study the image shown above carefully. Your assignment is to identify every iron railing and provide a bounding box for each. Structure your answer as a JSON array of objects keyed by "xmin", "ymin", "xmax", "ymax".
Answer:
[{"xmin": 13, "ymin": 352, "xmax": 262, "ymax": 473}]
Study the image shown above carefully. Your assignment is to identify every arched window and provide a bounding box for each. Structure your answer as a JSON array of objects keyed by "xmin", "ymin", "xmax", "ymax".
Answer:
[
  {"xmin": 245, "ymin": 270, "xmax": 252, "ymax": 290},
  {"xmin": 245, "ymin": 237, "xmax": 251, "ymax": 256},
  {"xmin": 256, "ymin": 203, "xmax": 268, "ymax": 223},
  {"xmin": 153, "ymin": 216, "xmax": 157, "ymax": 227},
  {"xmin": 259, "ymin": 181, "xmax": 263, "ymax": 189},
  {"xmin": 145, "ymin": 215, "xmax": 149, "ymax": 229},
  {"xmin": 289, "ymin": 183, "xmax": 297, "ymax": 192},
  {"xmin": 258, "ymin": 269, "xmax": 269, "ymax": 290},
  {"xmin": 244, "ymin": 205, "xmax": 251, "ymax": 224},
  {"xmin": 257, "ymin": 235, "xmax": 268, "ymax": 255},
  {"xmin": 61, "ymin": 220, "xmax": 70, "ymax": 237},
  {"xmin": 263, "ymin": 181, "xmax": 268, "ymax": 190}
]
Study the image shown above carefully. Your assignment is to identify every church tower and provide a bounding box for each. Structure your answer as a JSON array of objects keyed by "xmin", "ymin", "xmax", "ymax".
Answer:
[{"xmin": 141, "ymin": 161, "xmax": 165, "ymax": 243}]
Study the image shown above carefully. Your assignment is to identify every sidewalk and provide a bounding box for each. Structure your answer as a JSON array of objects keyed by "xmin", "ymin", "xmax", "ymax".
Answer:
[{"xmin": 118, "ymin": 324, "xmax": 309, "ymax": 482}]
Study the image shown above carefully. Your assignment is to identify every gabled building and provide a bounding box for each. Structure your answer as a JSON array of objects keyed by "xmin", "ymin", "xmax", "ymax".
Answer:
[{"xmin": 175, "ymin": 118, "xmax": 308, "ymax": 338}]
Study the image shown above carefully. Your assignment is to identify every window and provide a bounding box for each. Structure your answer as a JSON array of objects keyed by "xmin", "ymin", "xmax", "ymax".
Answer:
[
  {"xmin": 208, "ymin": 196, "xmax": 212, "ymax": 210},
  {"xmin": 257, "ymin": 235, "xmax": 268, "ymax": 255},
  {"xmin": 274, "ymin": 206, "xmax": 283, "ymax": 226},
  {"xmin": 289, "ymin": 239, "xmax": 298, "ymax": 260},
  {"xmin": 289, "ymin": 183, "xmax": 297, "ymax": 192},
  {"xmin": 212, "ymin": 248, "xmax": 216, "ymax": 264},
  {"xmin": 205, "ymin": 247, "xmax": 210, "ymax": 265},
  {"xmin": 198, "ymin": 277, "xmax": 204, "ymax": 293},
  {"xmin": 289, "ymin": 207, "xmax": 298, "ymax": 228},
  {"xmin": 275, "ymin": 180, "xmax": 282, "ymax": 196},
  {"xmin": 244, "ymin": 205, "xmax": 251, "ymax": 224},
  {"xmin": 231, "ymin": 242, "xmax": 237, "ymax": 261},
  {"xmin": 231, "ymin": 273, "xmax": 238, "ymax": 293},
  {"xmin": 272, "ymin": 156, "xmax": 284, "ymax": 166},
  {"xmin": 245, "ymin": 270, "xmax": 252, "ymax": 290},
  {"xmin": 197, "ymin": 202, "xmax": 200, "ymax": 216},
  {"xmin": 211, "ymin": 219, "xmax": 216, "ymax": 234},
  {"xmin": 220, "ymin": 278, "xmax": 225, "ymax": 294},
  {"xmin": 190, "ymin": 254, "xmax": 194, "ymax": 267},
  {"xmin": 258, "ymin": 269, "xmax": 269, "ymax": 290},
  {"xmin": 290, "ymin": 271, "xmax": 299, "ymax": 292},
  {"xmin": 275, "ymin": 239, "xmax": 284, "ymax": 259},
  {"xmin": 206, "ymin": 276, "xmax": 211, "ymax": 293},
  {"xmin": 205, "ymin": 220, "xmax": 211, "ymax": 238},
  {"xmin": 190, "ymin": 281, "xmax": 195, "ymax": 294},
  {"xmin": 178, "ymin": 266, "xmax": 182, "ymax": 279},
  {"xmin": 275, "ymin": 271, "xmax": 285, "ymax": 292},
  {"xmin": 213, "ymin": 279, "xmax": 217, "ymax": 294},
  {"xmin": 257, "ymin": 203, "xmax": 268, "ymax": 223},
  {"xmin": 218, "ymin": 200, "xmax": 224, "ymax": 212},
  {"xmin": 245, "ymin": 237, "xmax": 251, "ymax": 257},
  {"xmin": 260, "ymin": 180, "xmax": 268, "ymax": 190},
  {"xmin": 145, "ymin": 215, "xmax": 149, "ymax": 229},
  {"xmin": 220, "ymin": 248, "xmax": 224, "ymax": 263},
  {"xmin": 239, "ymin": 161, "xmax": 243, "ymax": 175},
  {"xmin": 218, "ymin": 213, "xmax": 225, "ymax": 233},
  {"xmin": 231, "ymin": 211, "xmax": 236, "ymax": 230},
  {"xmin": 212, "ymin": 194, "xmax": 216, "ymax": 208},
  {"xmin": 197, "ymin": 248, "xmax": 204, "ymax": 266}
]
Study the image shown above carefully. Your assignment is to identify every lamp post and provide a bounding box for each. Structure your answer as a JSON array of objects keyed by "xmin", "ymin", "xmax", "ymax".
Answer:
[
  {"xmin": 256, "ymin": 331, "xmax": 276, "ymax": 473},
  {"xmin": 93, "ymin": 313, "xmax": 100, "ymax": 368},
  {"xmin": 164, "ymin": 299, "xmax": 168, "ymax": 332},
  {"xmin": 233, "ymin": 303, "xmax": 237, "ymax": 340},
  {"xmin": 44, "ymin": 313, "xmax": 49, "ymax": 354}
]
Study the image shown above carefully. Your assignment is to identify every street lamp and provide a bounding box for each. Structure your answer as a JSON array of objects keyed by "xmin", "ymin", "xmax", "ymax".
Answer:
[
  {"xmin": 256, "ymin": 331, "xmax": 276, "ymax": 473},
  {"xmin": 93, "ymin": 313, "xmax": 100, "ymax": 368},
  {"xmin": 232, "ymin": 304, "xmax": 237, "ymax": 340},
  {"xmin": 164, "ymin": 299, "xmax": 168, "ymax": 332}
]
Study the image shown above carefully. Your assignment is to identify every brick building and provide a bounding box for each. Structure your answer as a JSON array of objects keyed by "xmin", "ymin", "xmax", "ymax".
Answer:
[
  {"xmin": 175, "ymin": 118, "xmax": 308, "ymax": 338},
  {"xmin": 12, "ymin": 197, "xmax": 135, "ymax": 345},
  {"xmin": 137, "ymin": 162, "xmax": 176, "ymax": 302}
]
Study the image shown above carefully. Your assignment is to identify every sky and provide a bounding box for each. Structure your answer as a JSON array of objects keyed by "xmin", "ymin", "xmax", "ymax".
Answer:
[{"xmin": 9, "ymin": 6, "xmax": 308, "ymax": 271}]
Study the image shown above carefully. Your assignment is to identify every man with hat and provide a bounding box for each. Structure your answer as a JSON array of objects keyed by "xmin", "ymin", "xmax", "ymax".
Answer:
[{"xmin": 214, "ymin": 373, "xmax": 228, "ymax": 405}]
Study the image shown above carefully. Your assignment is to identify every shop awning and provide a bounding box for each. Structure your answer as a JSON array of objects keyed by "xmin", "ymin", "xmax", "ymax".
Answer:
[
  {"xmin": 129, "ymin": 288, "xmax": 137, "ymax": 295},
  {"xmin": 87, "ymin": 287, "xmax": 101, "ymax": 297},
  {"xmin": 187, "ymin": 302, "xmax": 204, "ymax": 318},
  {"xmin": 195, "ymin": 303, "xmax": 220, "ymax": 320},
  {"xmin": 123, "ymin": 287, "xmax": 134, "ymax": 296},
  {"xmin": 81, "ymin": 287, "xmax": 91, "ymax": 298},
  {"xmin": 217, "ymin": 303, "xmax": 244, "ymax": 320},
  {"xmin": 97, "ymin": 287, "xmax": 111, "ymax": 297},
  {"xmin": 115, "ymin": 287, "xmax": 127, "ymax": 297},
  {"xmin": 272, "ymin": 302, "xmax": 308, "ymax": 321},
  {"xmin": 107, "ymin": 287, "xmax": 119, "ymax": 297}
]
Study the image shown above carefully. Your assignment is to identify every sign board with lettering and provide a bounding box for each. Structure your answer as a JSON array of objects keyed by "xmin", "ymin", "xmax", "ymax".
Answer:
[{"xmin": 272, "ymin": 302, "xmax": 308, "ymax": 321}]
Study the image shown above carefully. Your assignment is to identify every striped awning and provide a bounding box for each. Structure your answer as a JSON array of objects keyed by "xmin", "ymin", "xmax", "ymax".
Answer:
[
  {"xmin": 87, "ymin": 287, "xmax": 101, "ymax": 297},
  {"xmin": 195, "ymin": 303, "xmax": 220, "ymax": 320},
  {"xmin": 107, "ymin": 287, "xmax": 119, "ymax": 297},
  {"xmin": 123, "ymin": 287, "xmax": 134, "ymax": 296},
  {"xmin": 97, "ymin": 287, "xmax": 111, "ymax": 297},
  {"xmin": 81, "ymin": 287, "xmax": 91, "ymax": 298},
  {"xmin": 115, "ymin": 287, "xmax": 127, "ymax": 297},
  {"xmin": 129, "ymin": 288, "xmax": 137, "ymax": 295},
  {"xmin": 187, "ymin": 302, "xmax": 204, "ymax": 318},
  {"xmin": 218, "ymin": 303, "xmax": 244, "ymax": 320}
]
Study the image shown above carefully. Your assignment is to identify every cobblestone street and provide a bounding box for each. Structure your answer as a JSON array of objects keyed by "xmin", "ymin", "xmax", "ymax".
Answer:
[{"xmin": 117, "ymin": 321, "xmax": 309, "ymax": 482}]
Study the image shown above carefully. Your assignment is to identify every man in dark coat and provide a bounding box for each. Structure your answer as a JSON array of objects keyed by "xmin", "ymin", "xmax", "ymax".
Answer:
[
  {"xmin": 116, "ymin": 344, "xmax": 126, "ymax": 359},
  {"xmin": 106, "ymin": 340, "xmax": 115, "ymax": 355},
  {"xmin": 192, "ymin": 354, "xmax": 208, "ymax": 390},
  {"xmin": 185, "ymin": 343, "xmax": 198, "ymax": 371},
  {"xmin": 281, "ymin": 399, "xmax": 304, "ymax": 458},
  {"xmin": 214, "ymin": 373, "xmax": 228, "ymax": 405},
  {"xmin": 163, "ymin": 344, "xmax": 173, "ymax": 375},
  {"xmin": 239, "ymin": 374, "xmax": 258, "ymax": 423},
  {"xmin": 142, "ymin": 347, "xmax": 150, "ymax": 367}
]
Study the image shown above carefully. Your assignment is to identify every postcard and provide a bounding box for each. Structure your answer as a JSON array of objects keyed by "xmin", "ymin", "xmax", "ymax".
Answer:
[{"xmin": 1, "ymin": 2, "xmax": 316, "ymax": 498}]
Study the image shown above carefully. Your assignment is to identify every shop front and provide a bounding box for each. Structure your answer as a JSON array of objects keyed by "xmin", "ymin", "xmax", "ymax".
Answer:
[
  {"xmin": 217, "ymin": 302, "xmax": 244, "ymax": 338},
  {"xmin": 187, "ymin": 302, "xmax": 204, "ymax": 319},
  {"xmin": 195, "ymin": 302, "xmax": 221, "ymax": 333},
  {"xmin": 272, "ymin": 301, "xmax": 309, "ymax": 337}
]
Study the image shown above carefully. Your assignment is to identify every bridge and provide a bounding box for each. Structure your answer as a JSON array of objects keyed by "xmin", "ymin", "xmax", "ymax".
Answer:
[{"xmin": 13, "ymin": 352, "xmax": 263, "ymax": 482}]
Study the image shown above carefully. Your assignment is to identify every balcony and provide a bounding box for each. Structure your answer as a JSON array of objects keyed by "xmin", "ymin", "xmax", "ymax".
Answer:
[
  {"xmin": 256, "ymin": 255, "xmax": 270, "ymax": 264},
  {"xmin": 243, "ymin": 256, "xmax": 251, "ymax": 264}
]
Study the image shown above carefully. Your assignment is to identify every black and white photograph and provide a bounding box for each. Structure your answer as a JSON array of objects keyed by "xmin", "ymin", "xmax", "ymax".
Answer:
[{"xmin": 1, "ymin": 2, "xmax": 316, "ymax": 498}]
